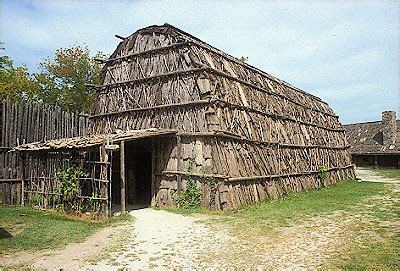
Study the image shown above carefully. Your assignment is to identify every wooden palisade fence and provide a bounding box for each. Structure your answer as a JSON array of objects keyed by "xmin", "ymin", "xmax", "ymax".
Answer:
[{"xmin": 0, "ymin": 100, "xmax": 88, "ymax": 205}]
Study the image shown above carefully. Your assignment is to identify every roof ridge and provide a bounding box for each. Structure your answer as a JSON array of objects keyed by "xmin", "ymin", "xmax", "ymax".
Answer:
[{"xmin": 157, "ymin": 23, "xmax": 327, "ymax": 105}]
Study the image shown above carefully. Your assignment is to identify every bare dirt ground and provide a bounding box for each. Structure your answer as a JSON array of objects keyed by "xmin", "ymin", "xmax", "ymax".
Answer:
[
  {"xmin": 356, "ymin": 167, "xmax": 400, "ymax": 183},
  {"xmin": 1, "ymin": 169, "xmax": 398, "ymax": 270}
]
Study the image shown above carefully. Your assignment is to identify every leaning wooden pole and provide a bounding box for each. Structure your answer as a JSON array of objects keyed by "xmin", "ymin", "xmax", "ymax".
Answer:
[{"xmin": 120, "ymin": 140, "xmax": 126, "ymax": 214}]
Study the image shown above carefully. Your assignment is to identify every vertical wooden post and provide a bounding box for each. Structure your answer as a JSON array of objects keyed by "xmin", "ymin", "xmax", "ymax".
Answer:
[
  {"xmin": 21, "ymin": 153, "xmax": 26, "ymax": 206},
  {"xmin": 176, "ymin": 136, "xmax": 182, "ymax": 194},
  {"xmin": 373, "ymin": 155, "xmax": 378, "ymax": 169},
  {"xmin": 120, "ymin": 140, "xmax": 126, "ymax": 214},
  {"xmin": 109, "ymin": 151, "xmax": 113, "ymax": 217},
  {"xmin": 100, "ymin": 145, "xmax": 109, "ymax": 215},
  {"xmin": 151, "ymin": 139, "xmax": 156, "ymax": 206}
]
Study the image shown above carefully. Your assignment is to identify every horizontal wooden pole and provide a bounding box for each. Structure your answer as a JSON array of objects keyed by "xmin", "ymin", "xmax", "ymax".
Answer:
[
  {"xmin": 214, "ymin": 99, "xmax": 344, "ymax": 132},
  {"xmin": 177, "ymin": 131, "xmax": 350, "ymax": 150},
  {"xmin": 25, "ymin": 190, "xmax": 62, "ymax": 195},
  {"xmin": 157, "ymin": 170, "xmax": 229, "ymax": 180},
  {"xmin": 115, "ymin": 34, "xmax": 126, "ymax": 40},
  {"xmin": 226, "ymin": 164, "xmax": 355, "ymax": 182},
  {"xmin": 89, "ymin": 99, "xmax": 210, "ymax": 118},
  {"xmin": 26, "ymin": 176, "xmax": 108, "ymax": 183},
  {"xmin": 0, "ymin": 179, "xmax": 22, "ymax": 183},
  {"xmin": 94, "ymin": 67, "xmax": 206, "ymax": 90},
  {"xmin": 202, "ymin": 66, "xmax": 338, "ymax": 119},
  {"xmin": 24, "ymin": 190, "xmax": 108, "ymax": 201},
  {"xmin": 78, "ymin": 195, "xmax": 108, "ymax": 200},
  {"xmin": 102, "ymin": 41, "xmax": 189, "ymax": 63}
]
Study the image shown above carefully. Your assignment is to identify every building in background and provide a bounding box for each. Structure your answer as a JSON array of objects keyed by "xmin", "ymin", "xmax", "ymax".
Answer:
[{"xmin": 343, "ymin": 111, "xmax": 399, "ymax": 168}]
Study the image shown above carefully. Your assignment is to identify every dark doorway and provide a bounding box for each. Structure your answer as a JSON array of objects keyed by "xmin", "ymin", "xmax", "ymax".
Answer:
[
  {"xmin": 111, "ymin": 139, "xmax": 153, "ymax": 212},
  {"xmin": 125, "ymin": 150, "xmax": 152, "ymax": 208}
]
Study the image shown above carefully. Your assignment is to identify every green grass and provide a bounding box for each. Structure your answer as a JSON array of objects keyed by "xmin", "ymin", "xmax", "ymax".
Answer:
[
  {"xmin": 329, "ymin": 184, "xmax": 399, "ymax": 270},
  {"xmin": 374, "ymin": 168, "xmax": 400, "ymax": 180},
  {"xmin": 0, "ymin": 206, "xmax": 132, "ymax": 254},
  {"xmin": 219, "ymin": 180, "xmax": 385, "ymax": 228}
]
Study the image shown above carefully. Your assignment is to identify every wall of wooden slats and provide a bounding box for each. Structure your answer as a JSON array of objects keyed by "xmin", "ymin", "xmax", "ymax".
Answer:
[{"xmin": 0, "ymin": 100, "xmax": 88, "ymax": 205}]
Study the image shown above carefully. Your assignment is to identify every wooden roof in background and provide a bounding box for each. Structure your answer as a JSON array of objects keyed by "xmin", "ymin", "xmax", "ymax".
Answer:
[
  {"xmin": 12, "ymin": 128, "xmax": 177, "ymax": 152},
  {"xmin": 343, "ymin": 120, "xmax": 400, "ymax": 155}
]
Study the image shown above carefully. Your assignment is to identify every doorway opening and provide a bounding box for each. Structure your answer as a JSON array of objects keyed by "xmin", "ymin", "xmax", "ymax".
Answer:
[{"xmin": 111, "ymin": 138, "xmax": 153, "ymax": 211}]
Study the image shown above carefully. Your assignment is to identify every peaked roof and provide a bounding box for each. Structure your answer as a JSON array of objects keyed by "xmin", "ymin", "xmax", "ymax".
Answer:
[{"xmin": 343, "ymin": 120, "xmax": 400, "ymax": 155}]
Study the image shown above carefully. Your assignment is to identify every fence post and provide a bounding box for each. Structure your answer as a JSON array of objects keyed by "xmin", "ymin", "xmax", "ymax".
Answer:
[
  {"xmin": 21, "ymin": 153, "xmax": 26, "ymax": 206},
  {"xmin": 120, "ymin": 140, "xmax": 125, "ymax": 214}
]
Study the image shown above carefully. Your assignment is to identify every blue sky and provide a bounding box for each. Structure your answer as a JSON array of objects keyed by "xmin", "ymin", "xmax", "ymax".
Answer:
[{"xmin": 1, "ymin": 1, "xmax": 398, "ymax": 124}]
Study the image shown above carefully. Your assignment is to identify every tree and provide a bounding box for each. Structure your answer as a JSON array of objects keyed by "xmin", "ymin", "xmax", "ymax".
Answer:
[
  {"xmin": 34, "ymin": 45, "xmax": 105, "ymax": 113},
  {"xmin": 0, "ymin": 55, "xmax": 40, "ymax": 102}
]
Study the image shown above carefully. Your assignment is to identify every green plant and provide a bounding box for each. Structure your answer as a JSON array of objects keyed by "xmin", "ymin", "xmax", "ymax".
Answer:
[
  {"xmin": 204, "ymin": 175, "xmax": 218, "ymax": 208},
  {"xmin": 174, "ymin": 156, "xmax": 202, "ymax": 209},
  {"xmin": 318, "ymin": 165, "xmax": 329, "ymax": 184},
  {"xmin": 175, "ymin": 178, "xmax": 202, "ymax": 209},
  {"xmin": 55, "ymin": 166, "xmax": 88, "ymax": 212}
]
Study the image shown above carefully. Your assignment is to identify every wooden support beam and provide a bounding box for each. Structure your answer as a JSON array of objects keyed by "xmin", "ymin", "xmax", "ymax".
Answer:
[
  {"xmin": 151, "ymin": 139, "xmax": 156, "ymax": 206},
  {"xmin": 120, "ymin": 140, "xmax": 126, "ymax": 214},
  {"xmin": 176, "ymin": 136, "xmax": 182, "ymax": 194},
  {"xmin": 373, "ymin": 155, "xmax": 378, "ymax": 169},
  {"xmin": 108, "ymin": 151, "xmax": 113, "ymax": 217},
  {"xmin": 226, "ymin": 164, "xmax": 355, "ymax": 182},
  {"xmin": 115, "ymin": 34, "xmax": 126, "ymax": 40},
  {"xmin": 89, "ymin": 99, "xmax": 210, "ymax": 118},
  {"xmin": 94, "ymin": 57, "xmax": 106, "ymax": 63},
  {"xmin": 101, "ymin": 41, "xmax": 189, "ymax": 63},
  {"xmin": 21, "ymin": 154, "xmax": 26, "ymax": 206},
  {"xmin": 93, "ymin": 67, "xmax": 206, "ymax": 90},
  {"xmin": 204, "ymin": 68, "xmax": 338, "ymax": 118}
]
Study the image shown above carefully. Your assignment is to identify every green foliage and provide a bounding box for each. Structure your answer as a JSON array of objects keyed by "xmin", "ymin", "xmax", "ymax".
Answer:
[
  {"xmin": 34, "ymin": 45, "xmax": 105, "ymax": 113},
  {"xmin": 318, "ymin": 165, "xmax": 329, "ymax": 183},
  {"xmin": 0, "ymin": 55, "xmax": 40, "ymax": 102},
  {"xmin": 204, "ymin": 175, "xmax": 218, "ymax": 207},
  {"xmin": 174, "ymin": 156, "xmax": 202, "ymax": 209},
  {"xmin": 55, "ymin": 166, "xmax": 88, "ymax": 212},
  {"xmin": 175, "ymin": 178, "xmax": 202, "ymax": 209},
  {"xmin": 0, "ymin": 44, "xmax": 104, "ymax": 113}
]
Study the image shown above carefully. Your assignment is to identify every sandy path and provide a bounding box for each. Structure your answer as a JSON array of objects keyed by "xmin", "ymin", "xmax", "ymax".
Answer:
[
  {"xmin": 88, "ymin": 208, "xmax": 232, "ymax": 269},
  {"xmin": 356, "ymin": 168, "xmax": 400, "ymax": 183}
]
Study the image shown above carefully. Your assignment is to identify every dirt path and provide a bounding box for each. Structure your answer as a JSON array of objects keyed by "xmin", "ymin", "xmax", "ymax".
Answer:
[
  {"xmin": 356, "ymin": 168, "xmax": 400, "ymax": 183},
  {"xmin": 87, "ymin": 208, "xmax": 233, "ymax": 269}
]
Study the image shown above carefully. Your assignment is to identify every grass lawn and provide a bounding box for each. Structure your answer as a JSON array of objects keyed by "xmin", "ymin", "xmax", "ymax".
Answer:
[
  {"xmin": 0, "ymin": 207, "xmax": 131, "ymax": 255},
  {"xmin": 374, "ymin": 168, "xmax": 400, "ymax": 180}
]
